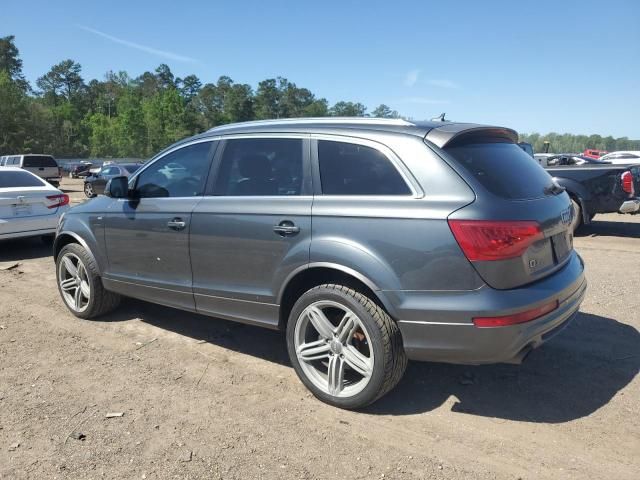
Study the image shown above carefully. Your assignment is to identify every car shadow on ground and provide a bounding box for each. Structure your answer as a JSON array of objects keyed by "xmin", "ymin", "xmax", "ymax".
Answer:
[
  {"xmin": 0, "ymin": 237, "xmax": 53, "ymax": 261},
  {"xmin": 100, "ymin": 301, "xmax": 638, "ymax": 423},
  {"xmin": 577, "ymin": 219, "xmax": 640, "ymax": 238},
  {"xmin": 103, "ymin": 298, "xmax": 290, "ymax": 366},
  {"xmin": 367, "ymin": 312, "xmax": 639, "ymax": 422}
]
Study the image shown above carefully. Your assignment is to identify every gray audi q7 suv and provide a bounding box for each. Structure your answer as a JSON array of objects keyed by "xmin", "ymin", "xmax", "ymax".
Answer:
[{"xmin": 54, "ymin": 118, "xmax": 586, "ymax": 408}]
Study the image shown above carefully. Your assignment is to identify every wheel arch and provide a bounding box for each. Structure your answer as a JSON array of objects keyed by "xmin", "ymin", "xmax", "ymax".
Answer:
[
  {"xmin": 54, "ymin": 232, "xmax": 102, "ymax": 274},
  {"xmin": 277, "ymin": 263, "xmax": 396, "ymax": 330}
]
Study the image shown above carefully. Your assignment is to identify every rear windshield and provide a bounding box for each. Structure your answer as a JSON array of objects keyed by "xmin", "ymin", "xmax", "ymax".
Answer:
[
  {"xmin": 23, "ymin": 155, "xmax": 58, "ymax": 168},
  {"xmin": 0, "ymin": 171, "xmax": 46, "ymax": 188},
  {"xmin": 445, "ymin": 141, "xmax": 554, "ymax": 199}
]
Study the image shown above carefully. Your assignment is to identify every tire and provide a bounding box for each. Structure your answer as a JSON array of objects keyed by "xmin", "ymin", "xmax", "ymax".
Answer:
[
  {"xmin": 570, "ymin": 198, "xmax": 583, "ymax": 233},
  {"xmin": 56, "ymin": 243, "xmax": 120, "ymax": 319},
  {"xmin": 286, "ymin": 284, "xmax": 407, "ymax": 409},
  {"xmin": 84, "ymin": 182, "xmax": 96, "ymax": 198}
]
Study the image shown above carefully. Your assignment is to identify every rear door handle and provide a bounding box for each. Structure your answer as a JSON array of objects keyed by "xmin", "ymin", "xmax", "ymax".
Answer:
[
  {"xmin": 167, "ymin": 218, "xmax": 186, "ymax": 231},
  {"xmin": 273, "ymin": 221, "xmax": 300, "ymax": 236}
]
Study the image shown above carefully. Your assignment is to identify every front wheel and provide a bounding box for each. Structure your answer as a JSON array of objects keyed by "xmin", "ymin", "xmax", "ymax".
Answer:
[
  {"xmin": 570, "ymin": 198, "xmax": 583, "ymax": 233},
  {"xmin": 84, "ymin": 182, "xmax": 96, "ymax": 198},
  {"xmin": 56, "ymin": 243, "xmax": 120, "ymax": 319},
  {"xmin": 286, "ymin": 284, "xmax": 407, "ymax": 409}
]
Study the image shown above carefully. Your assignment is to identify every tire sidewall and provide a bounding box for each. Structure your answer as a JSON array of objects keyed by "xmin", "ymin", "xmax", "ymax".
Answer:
[
  {"xmin": 286, "ymin": 285, "xmax": 388, "ymax": 409},
  {"xmin": 56, "ymin": 244, "xmax": 101, "ymax": 319}
]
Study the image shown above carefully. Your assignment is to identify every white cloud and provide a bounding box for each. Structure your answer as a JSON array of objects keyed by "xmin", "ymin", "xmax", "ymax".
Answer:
[
  {"xmin": 404, "ymin": 69, "xmax": 421, "ymax": 87},
  {"xmin": 396, "ymin": 97, "xmax": 449, "ymax": 105},
  {"xmin": 77, "ymin": 25, "xmax": 199, "ymax": 63},
  {"xmin": 428, "ymin": 79, "xmax": 459, "ymax": 89}
]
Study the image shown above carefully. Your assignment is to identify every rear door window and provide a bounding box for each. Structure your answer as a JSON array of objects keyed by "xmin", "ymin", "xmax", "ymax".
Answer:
[
  {"xmin": 318, "ymin": 140, "xmax": 411, "ymax": 195},
  {"xmin": 23, "ymin": 155, "xmax": 57, "ymax": 168},
  {"xmin": 214, "ymin": 138, "xmax": 304, "ymax": 196},
  {"xmin": 444, "ymin": 141, "xmax": 554, "ymax": 200},
  {"xmin": 0, "ymin": 170, "xmax": 46, "ymax": 188}
]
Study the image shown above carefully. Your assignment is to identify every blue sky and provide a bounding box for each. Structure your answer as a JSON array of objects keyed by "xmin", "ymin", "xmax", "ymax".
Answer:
[{"xmin": 3, "ymin": 0, "xmax": 639, "ymax": 137}]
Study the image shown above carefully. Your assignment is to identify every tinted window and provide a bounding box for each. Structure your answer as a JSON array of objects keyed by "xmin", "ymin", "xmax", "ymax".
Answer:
[
  {"xmin": 0, "ymin": 170, "xmax": 46, "ymax": 188},
  {"xmin": 445, "ymin": 141, "xmax": 554, "ymax": 200},
  {"xmin": 23, "ymin": 155, "xmax": 57, "ymax": 168},
  {"xmin": 214, "ymin": 138, "xmax": 303, "ymax": 196},
  {"xmin": 318, "ymin": 140, "xmax": 410, "ymax": 195},
  {"xmin": 101, "ymin": 166, "xmax": 119, "ymax": 176},
  {"xmin": 122, "ymin": 164, "xmax": 141, "ymax": 174},
  {"xmin": 135, "ymin": 142, "xmax": 213, "ymax": 198}
]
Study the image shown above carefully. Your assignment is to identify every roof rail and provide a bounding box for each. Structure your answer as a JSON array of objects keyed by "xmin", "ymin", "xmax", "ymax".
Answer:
[{"xmin": 207, "ymin": 117, "xmax": 415, "ymax": 132}]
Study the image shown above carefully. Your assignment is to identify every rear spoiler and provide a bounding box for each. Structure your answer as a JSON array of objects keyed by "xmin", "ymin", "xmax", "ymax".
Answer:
[{"xmin": 425, "ymin": 124, "xmax": 519, "ymax": 149}]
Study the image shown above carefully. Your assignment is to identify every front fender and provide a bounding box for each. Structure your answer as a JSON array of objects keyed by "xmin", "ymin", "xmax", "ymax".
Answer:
[{"xmin": 54, "ymin": 213, "xmax": 106, "ymax": 275}]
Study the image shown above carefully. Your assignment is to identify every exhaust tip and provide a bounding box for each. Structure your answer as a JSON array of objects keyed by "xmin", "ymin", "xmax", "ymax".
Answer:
[{"xmin": 504, "ymin": 345, "xmax": 534, "ymax": 365}]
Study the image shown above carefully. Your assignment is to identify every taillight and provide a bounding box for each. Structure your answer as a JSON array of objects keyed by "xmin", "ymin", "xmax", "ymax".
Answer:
[
  {"xmin": 46, "ymin": 194, "xmax": 69, "ymax": 209},
  {"xmin": 621, "ymin": 171, "xmax": 635, "ymax": 196},
  {"xmin": 473, "ymin": 300, "xmax": 559, "ymax": 327},
  {"xmin": 448, "ymin": 220, "xmax": 544, "ymax": 261}
]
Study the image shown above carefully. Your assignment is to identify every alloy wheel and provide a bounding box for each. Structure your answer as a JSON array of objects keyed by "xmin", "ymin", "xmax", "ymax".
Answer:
[
  {"xmin": 84, "ymin": 183, "xmax": 94, "ymax": 197},
  {"xmin": 58, "ymin": 253, "xmax": 91, "ymax": 312},
  {"xmin": 294, "ymin": 300, "xmax": 374, "ymax": 398}
]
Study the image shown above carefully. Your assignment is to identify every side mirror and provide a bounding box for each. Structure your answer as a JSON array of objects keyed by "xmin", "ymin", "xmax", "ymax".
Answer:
[{"xmin": 105, "ymin": 176, "xmax": 130, "ymax": 198}]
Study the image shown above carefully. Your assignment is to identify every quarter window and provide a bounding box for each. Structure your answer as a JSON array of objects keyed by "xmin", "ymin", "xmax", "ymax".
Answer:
[
  {"xmin": 318, "ymin": 140, "xmax": 411, "ymax": 195},
  {"xmin": 135, "ymin": 142, "xmax": 213, "ymax": 198},
  {"xmin": 214, "ymin": 138, "xmax": 303, "ymax": 196}
]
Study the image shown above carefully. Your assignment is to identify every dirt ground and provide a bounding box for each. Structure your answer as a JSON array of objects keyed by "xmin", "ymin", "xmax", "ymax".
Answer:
[{"xmin": 1, "ymin": 178, "xmax": 638, "ymax": 479}]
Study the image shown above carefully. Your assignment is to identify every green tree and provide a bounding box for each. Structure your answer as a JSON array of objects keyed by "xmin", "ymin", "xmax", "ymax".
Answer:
[
  {"xmin": 371, "ymin": 104, "xmax": 399, "ymax": 118},
  {"xmin": 330, "ymin": 101, "xmax": 367, "ymax": 117},
  {"xmin": 113, "ymin": 88, "xmax": 146, "ymax": 157},
  {"xmin": 87, "ymin": 112, "xmax": 116, "ymax": 157},
  {"xmin": 0, "ymin": 70, "xmax": 29, "ymax": 153},
  {"xmin": 143, "ymin": 87, "xmax": 188, "ymax": 155},
  {"xmin": 36, "ymin": 59, "xmax": 84, "ymax": 103},
  {"xmin": 0, "ymin": 35, "xmax": 28, "ymax": 91}
]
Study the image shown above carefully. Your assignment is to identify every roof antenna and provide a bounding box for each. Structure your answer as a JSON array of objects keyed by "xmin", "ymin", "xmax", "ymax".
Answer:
[{"xmin": 431, "ymin": 112, "xmax": 447, "ymax": 122}]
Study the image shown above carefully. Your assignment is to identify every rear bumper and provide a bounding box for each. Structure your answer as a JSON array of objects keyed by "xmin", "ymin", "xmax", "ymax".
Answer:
[
  {"xmin": 619, "ymin": 198, "xmax": 640, "ymax": 214},
  {"xmin": 393, "ymin": 252, "xmax": 586, "ymax": 364}
]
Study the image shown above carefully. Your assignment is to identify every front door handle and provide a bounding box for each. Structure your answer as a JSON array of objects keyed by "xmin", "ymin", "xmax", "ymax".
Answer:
[
  {"xmin": 273, "ymin": 220, "xmax": 300, "ymax": 236},
  {"xmin": 167, "ymin": 218, "xmax": 186, "ymax": 231}
]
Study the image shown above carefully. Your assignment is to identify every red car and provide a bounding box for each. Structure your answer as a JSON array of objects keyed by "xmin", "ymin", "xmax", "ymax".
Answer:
[{"xmin": 582, "ymin": 149, "xmax": 608, "ymax": 159}]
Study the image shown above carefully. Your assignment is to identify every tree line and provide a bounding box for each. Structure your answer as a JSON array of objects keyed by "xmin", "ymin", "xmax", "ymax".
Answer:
[
  {"xmin": 519, "ymin": 132, "xmax": 639, "ymax": 155},
  {"xmin": 1, "ymin": 35, "xmax": 638, "ymax": 159}
]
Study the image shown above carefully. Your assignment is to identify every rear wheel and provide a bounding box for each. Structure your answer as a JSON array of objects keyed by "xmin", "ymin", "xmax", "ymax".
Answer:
[
  {"xmin": 84, "ymin": 182, "xmax": 95, "ymax": 198},
  {"xmin": 286, "ymin": 284, "xmax": 406, "ymax": 409},
  {"xmin": 56, "ymin": 243, "xmax": 120, "ymax": 319}
]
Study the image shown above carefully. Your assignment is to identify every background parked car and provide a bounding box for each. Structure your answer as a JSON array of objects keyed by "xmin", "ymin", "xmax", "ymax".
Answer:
[
  {"xmin": 599, "ymin": 151, "xmax": 640, "ymax": 164},
  {"xmin": 546, "ymin": 154, "xmax": 611, "ymax": 166},
  {"xmin": 545, "ymin": 163, "xmax": 640, "ymax": 230},
  {"xmin": 65, "ymin": 162, "xmax": 93, "ymax": 178},
  {"xmin": 582, "ymin": 149, "xmax": 608, "ymax": 159},
  {"xmin": 0, "ymin": 167, "xmax": 69, "ymax": 242},
  {"xmin": 0, "ymin": 154, "xmax": 62, "ymax": 187},
  {"xmin": 534, "ymin": 153, "xmax": 557, "ymax": 166},
  {"xmin": 84, "ymin": 163, "xmax": 141, "ymax": 197}
]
